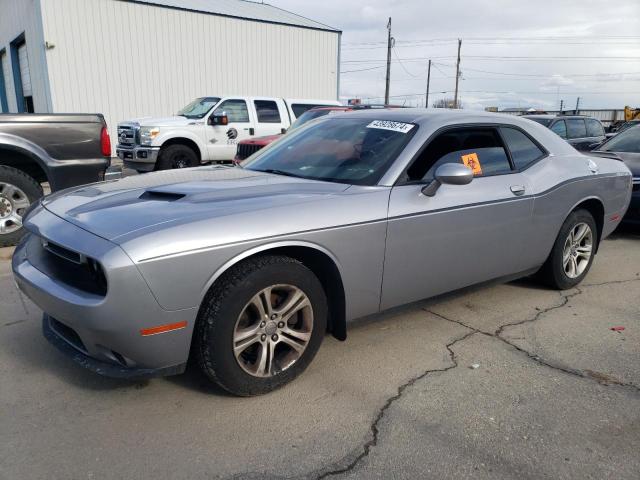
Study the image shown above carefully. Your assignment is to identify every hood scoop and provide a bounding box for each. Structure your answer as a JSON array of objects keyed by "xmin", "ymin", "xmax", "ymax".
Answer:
[{"xmin": 139, "ymin": 191, "xmax": 186, "ymax": 202}]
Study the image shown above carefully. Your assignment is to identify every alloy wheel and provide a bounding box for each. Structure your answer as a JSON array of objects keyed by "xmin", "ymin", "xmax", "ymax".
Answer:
[
  {"xmin": 0, "ymin": 182, "xmax": 30, "ymax": 234},
  {"xmin": 562, "ymin": 222, "xmax": 593, "ymax": 279},
  {"xmin": 233, "ymin": 284, "xmax": 313, "ymax": 378}
]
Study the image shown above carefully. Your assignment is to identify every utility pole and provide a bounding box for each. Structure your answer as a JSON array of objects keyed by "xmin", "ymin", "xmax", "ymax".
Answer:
[
  {"xmin": 575, "ymin": 97, "xmax": 580, "ymax": 114},
  {"xmin": 453, "ymin": 38, "xmax": 462, "ymax": 109},
  {"xmin": 384, "ymin": 17, "xmax": 393, "ymax": 105},
  {"xmin": 560, "ymin": 99, "xmax": 564, "ymax": 113},
  {"xmin": 425, "ymin": 59, "xmax": 431, "ymax": 108}
]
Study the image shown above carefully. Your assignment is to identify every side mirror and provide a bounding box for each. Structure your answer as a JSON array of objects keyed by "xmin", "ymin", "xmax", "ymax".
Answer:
[
  {"xmin": 208, "ymin": 113, "xmax": 228, "ymax": 126},
  {"xmin": 421, "ymin": 163, "xmax": 473, "ymax": 197}
]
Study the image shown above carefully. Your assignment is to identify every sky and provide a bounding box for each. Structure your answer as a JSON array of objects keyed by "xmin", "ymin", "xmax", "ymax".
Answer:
[{"xmin": 269, "ymin": 0, "xmax": 640, "ymax": 111}]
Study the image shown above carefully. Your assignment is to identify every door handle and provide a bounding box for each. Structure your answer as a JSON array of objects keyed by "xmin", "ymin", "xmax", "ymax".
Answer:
[{"xmin": 510, "ymin": 185, "xmax": 526, "ymax": 196}]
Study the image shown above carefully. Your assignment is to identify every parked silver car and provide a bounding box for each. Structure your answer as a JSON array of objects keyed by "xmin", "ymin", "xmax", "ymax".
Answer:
[{"xmin": 13, "ymin": 110, "xmax": 632, "ymax": 395}]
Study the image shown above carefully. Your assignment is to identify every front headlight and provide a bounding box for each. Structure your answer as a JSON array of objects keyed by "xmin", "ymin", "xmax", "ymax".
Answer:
[{"xmin": 139, "ymin": 127, "xmax": 160, "ymax": 145}]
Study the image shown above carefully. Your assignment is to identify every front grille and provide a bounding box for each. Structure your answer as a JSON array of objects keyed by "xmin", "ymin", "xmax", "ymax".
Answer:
[
  {"xmin": 236, "ymin": 143, "xmax": 264, "ymax": 161},
  {"xmin": 117, "ymin": 125, "xmax": 137, "ymax": 146},
  {"xmin": 28, "ymin": 236, "xmax": 108, "ymax": 296},
  {"xmin": 50, "ymin": 317, "xmax": 86, "ymax": 353}
]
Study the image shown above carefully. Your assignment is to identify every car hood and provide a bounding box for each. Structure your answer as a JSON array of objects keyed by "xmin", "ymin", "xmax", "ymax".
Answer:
[
  {"xmin": 239, "ymin": 134, "xmax": 282, "ymax": 146},
  {"xmin": 41, "ymin": 166, "xmax": 350, "ymax": 242},
  {"xmin": 121, "ymin": 116, "xmax": 199, "ymax": 127}
]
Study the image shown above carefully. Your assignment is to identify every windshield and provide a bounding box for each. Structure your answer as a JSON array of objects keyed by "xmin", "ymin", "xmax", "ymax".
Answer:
[
  {"xmin": 599, "ymin": 125, "xmax": 640, "ymax": 153},
  {"xmin": 244, "ymin": 118, "xmax": 417, "ymax": 186},
  {"xmin": 177, "ymin": 97, "xmax": 221, "ymax": 119},
  {"xmin": 289, "ymin": 109, "xmax": 342, "ymax": 132},
  {"xmin": 526, "ymin": 117, "xmax": 552, "ymax": 127}
]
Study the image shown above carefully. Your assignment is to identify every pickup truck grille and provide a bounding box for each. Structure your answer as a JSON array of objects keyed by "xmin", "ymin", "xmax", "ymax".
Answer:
[
  {"xmin": 117, "ymin": 125, "xmax": 137, "ymax": 146},
  {"xmin": 236, "ymin": 143, "xmax": 264, "ymax": 161}
]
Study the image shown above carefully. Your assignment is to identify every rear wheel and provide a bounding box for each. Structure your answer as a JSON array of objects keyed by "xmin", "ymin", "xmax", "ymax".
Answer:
[
  {"xmin": 156, "ymin": 144, "xmax": 198, "ymax": 170},
  {"xmin": 539, "ymin": 209, "xmax": 597, "ymax": 290},
  {"xmin": 0, "ymin": 166, "xmax": 43, "ymax": 247},
  {"xmin": 195, "ymin": 255, "xmax": 327, "ymax": 396}
]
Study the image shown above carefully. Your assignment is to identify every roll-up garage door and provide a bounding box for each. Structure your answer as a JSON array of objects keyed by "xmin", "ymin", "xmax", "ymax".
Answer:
[{"xmin": 17, "ymin": 44, "xmax": 31, "ymax": 97}]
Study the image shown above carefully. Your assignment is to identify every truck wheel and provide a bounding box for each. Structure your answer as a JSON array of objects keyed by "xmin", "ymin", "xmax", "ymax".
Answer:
[
  {"xmin": 195, "ymin": 255, "xmax": 327, "ymax": 396},
  {"xmin": 0, "ymin": 166, "xmax": 43, "ymax": 247},
  {"xmin": 156, "ymin": 145, "xmax": 198, "ymax": 170}
]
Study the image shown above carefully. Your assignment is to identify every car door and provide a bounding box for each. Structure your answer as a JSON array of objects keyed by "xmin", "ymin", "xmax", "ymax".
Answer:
[
  {"xmin": 565, "ymin": 118, "xmax": 590, "ymax": 150},
  {"xmin": 205, "ymin": 98, "xmax": 254, "ymax": 161},
  {"xmin": 381, "ymin": 126, "xmax": 534, "ymax": 310},
  {"xmin": 252, "ymin": 99, "xmax": 289, "ymax": 137}
]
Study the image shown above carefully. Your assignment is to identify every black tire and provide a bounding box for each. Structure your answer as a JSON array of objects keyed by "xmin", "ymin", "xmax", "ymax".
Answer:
[
  {"xmin": 539, "ymin": 209, "xmax": 597, "ymax": 290},
  {"xmin": 0, "ymin": 166, "xmax": 43, "ymax": 247},
  {"xmin": 156, "ymin": 144, "xmax": 198, "ymax": 170},
  {"xmin": 195, "ymin": 255, "xmax": 327, "ymax": 396}
]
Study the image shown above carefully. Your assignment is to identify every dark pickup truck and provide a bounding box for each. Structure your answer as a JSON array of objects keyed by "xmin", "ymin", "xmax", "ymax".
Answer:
[{"xmin": 0, "ymin": 114, "xmax": 111, "ymax": 246}]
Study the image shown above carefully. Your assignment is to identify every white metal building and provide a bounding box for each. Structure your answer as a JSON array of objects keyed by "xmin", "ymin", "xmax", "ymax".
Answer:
[{"xmin": 0, "ymin": 0, "xmax": 341, "ymax": 148}]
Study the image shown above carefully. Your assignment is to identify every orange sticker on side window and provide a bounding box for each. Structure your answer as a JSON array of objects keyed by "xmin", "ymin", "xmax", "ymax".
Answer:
[{"xmin": 461, "ymin": 153, "xmax": 483, "ymax": 175}]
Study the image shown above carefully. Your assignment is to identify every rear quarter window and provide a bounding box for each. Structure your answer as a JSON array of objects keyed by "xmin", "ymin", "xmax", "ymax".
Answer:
[
  {"xmin": 500, "ymin": 127, "xmax": 545, "ymax": 170},
  {"xmin": 586, "ymin": 118, "xmax": 605, "ymax": 137}
]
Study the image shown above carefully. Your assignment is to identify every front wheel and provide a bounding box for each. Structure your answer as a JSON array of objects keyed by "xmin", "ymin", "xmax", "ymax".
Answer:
[
  {"xmin": 156, "ymin": 144, "xmax": 198, "ymax": 170},
  {"xmin": 195, "ymin": 255, "xmax": 327, "ymax": 396},
  {"xmin": 539, "ymin": 209, "xmax": 597, "ymax": 290}
]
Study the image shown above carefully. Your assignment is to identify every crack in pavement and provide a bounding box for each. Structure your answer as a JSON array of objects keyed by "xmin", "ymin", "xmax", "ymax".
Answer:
[
  {"xmin": 312, "ymin": 330, "xmax": 478, "ymax": 480},
  {"xmin": 428, "ymin": 281, "xmax": 640, "ymax": 394},
  {"xmin": 311, "ymin": 277, "xmax": 640, "ymax": 479}
]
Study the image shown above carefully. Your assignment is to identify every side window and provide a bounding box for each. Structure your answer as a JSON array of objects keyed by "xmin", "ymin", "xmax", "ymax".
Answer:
[
  {"xmin": 566, "ymin": 119, "xmax": 587, "ymax": 139},
  {"xmin": 586, "ymin": 118, "xmax": 604, "ymax": 137},
  {"xmin": 407, "ymin": 128, "xmax": 512, "ymax": 181},
  {"xmin": 292, "ymin": 104, "xmax": 320, "ymax": 117},
  {"xmin": 550, "ymin": 120, "xmax": 567, "ymax": 139},
  {"xmin": 500, "ymin": 127, "xmax": 545, "ymax": 170},
  {"xmin": 254, "ymin": 100, "xmax": 281, "ymax": 123},
  {"xmin": 291, "ymin": 103, "xmax": 335, "ymax": 117},
  {"xmin": 214, "ymin": 100, "xmax": 249, "ymax": 123}
]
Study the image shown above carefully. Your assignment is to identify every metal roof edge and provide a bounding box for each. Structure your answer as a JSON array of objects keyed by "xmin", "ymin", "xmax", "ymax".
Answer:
[{"xmin": 116, "ymin": 0, "xmax": 342, "ymax": 33}]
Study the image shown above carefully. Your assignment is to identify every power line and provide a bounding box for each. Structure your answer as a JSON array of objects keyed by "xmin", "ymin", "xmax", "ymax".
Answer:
[{"xmin": 392, "ymin": 47, "xmax": 421, "ymax": 78}]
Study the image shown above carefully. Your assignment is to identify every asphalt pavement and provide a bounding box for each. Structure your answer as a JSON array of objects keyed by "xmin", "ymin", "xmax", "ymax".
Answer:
[{"xmin": 1, "ymin": 228, "xmax": 639, "ymax": 479}]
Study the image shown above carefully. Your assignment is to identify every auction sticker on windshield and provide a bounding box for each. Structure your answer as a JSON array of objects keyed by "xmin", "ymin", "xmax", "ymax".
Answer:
[{"xmin": 367, "ymin": 120, "xmax": 415, "ymax": 133}]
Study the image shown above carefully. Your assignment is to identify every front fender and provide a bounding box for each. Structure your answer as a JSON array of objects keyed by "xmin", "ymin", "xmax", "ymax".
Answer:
[
  {"xmin": 199, "ymin": 240, "xmax": 345, "ymax": 303},
  {"xmin": 154, "ymin": 130, "xmax": 207, "ymax": 159}
]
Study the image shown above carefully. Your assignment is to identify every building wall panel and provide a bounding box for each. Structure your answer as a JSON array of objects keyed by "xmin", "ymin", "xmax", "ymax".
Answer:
[{"xmin": 40, "ymin": 0, "xmax": 339, "ymax": 146}]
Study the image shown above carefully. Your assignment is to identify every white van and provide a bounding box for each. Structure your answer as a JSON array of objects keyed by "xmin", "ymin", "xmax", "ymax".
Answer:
[{"xmin": 116, "ymin": 96, "xmax": 341, "ymax": 171}]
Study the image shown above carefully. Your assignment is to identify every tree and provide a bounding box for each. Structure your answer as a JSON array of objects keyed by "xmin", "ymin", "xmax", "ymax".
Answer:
[{"xmin": 432, "ymin": 98, "xmax": 463, "ymax": 109}]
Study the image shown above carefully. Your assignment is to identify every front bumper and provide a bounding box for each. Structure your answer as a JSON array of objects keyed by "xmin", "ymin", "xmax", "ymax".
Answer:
[
  {"xmin": 43, "ymin": 315, "xmax": 186, "ymax": 378},
  {"xmin": 116, "ymin": 144, "xmax": 160, "ymax": 172},
  {"xmin": 12, "ymin": 206, "xmax": 197, "ymax": 377}
]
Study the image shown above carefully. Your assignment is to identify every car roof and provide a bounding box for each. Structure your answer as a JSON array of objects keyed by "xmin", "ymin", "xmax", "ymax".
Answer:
[
  {"xmin": 327, "ymin": 108, "xmax": 545, "ymax": 127},
  {"xmin": 526, "ymin": 114, "xmax": 594, "ymax": 120},
  {"xmin": 308, "ymin": 106, "xmax": 352, "ymax": 112}
]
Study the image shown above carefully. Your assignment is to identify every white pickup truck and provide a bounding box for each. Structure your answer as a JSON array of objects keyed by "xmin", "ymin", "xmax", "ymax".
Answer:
[{"xmin": 116, "ymin": 96, "xmax": 340, "ymax": 171}]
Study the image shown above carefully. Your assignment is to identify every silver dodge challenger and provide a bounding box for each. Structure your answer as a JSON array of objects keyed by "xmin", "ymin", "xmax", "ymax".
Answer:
[{"xmin": 13, "ymin": 110, "xmax": 633, "ymax": 396}]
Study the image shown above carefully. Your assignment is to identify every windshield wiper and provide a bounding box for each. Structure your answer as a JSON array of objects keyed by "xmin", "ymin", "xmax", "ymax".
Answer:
[{"xmin": 258, "ymin": 169, "xmax": 304, "ymax": 179}]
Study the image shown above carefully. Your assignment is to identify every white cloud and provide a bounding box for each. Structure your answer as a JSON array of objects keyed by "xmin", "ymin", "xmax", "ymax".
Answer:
[{"xmin": 270, "ymin": 0, "xmax": 640, "ymax": 109}]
